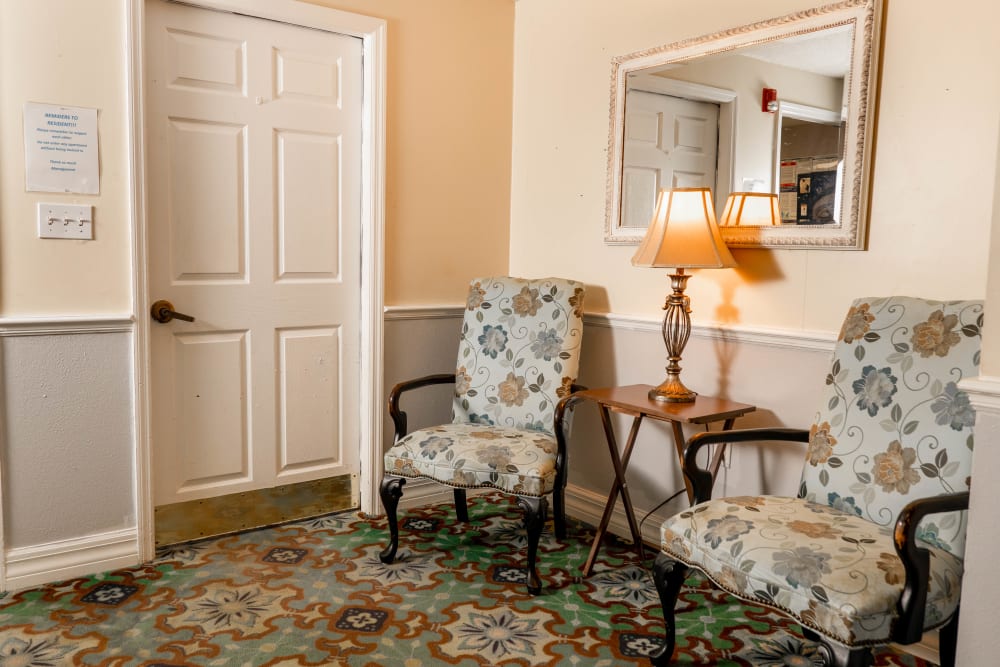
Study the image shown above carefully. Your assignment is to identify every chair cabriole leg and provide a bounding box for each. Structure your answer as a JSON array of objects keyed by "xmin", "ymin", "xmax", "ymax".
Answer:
[
  {"xmin": 378, "ymin": 476, "xmax": 406, "ymax": 564},
  {"xmin": 811, "ymin": 636, "xmax": 873, "ymax": 667},
  {"xmin": 517, "ymin": 495, "xmax": 548, "ymax": 595},
  {"xmin": 453, "ymin": 488, "xmax": 469, "ymax": 522},
  {"xmin": 553, "ymin": 486, "xmax": 567, "ymax": 539},
  {"xmin": 938, "ymin": 607, "xmax": 959, "ymax": 667},
  {"xmin": 649, "ymin": 553, "xmax": 688, "ymax": 666}
]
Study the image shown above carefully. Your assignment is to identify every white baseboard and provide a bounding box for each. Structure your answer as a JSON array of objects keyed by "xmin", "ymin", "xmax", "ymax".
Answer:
[
  {"xmin": 397, "ymin": 479, "xmax": 458, "ymax": 510},
  {"xmin": 5, "ymin": 528, "xmax": 138, "ymax": 592},
  {"xmin": 564, "ymin": 483, "xmax": 672, "ymax": 549},
  {"xmin": 369, "ymin": 478, "xmax": 488, "ymax": 514},
  {"xmin": 385, "ymin": 478, "xmax": 676, "ymax": 542},
  {"xmin": 384, "ymin": 480, "xmax": 671, "ymax": 548},
  {"xmin": 892, "ymin": 632, "xmax": 939, "ymax": 665},
  {"xmin": 960, "ymin": 375, "xmax": 1000, "ymax": 412}
]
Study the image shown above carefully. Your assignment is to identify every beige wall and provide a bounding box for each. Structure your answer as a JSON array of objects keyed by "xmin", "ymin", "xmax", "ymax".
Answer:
[
  {"xmin": 0, "ymin": 0, "xmax": 132, "ymax": 316},
  {"xmin": 305, "ymin": 0, "xmax": 514, "ymax": 306},
  {"xmin": 510, "ymin": 0, "xmax": 999, "ymax": 331},
  {"xmin": 0, "ymin": 0, "xmax": 514, "ymax": 317}
]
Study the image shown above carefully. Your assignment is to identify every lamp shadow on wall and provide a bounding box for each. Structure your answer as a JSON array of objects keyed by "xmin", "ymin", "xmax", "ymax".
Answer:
[
  {"xmin": 711, "ymin": 249, "xmax": 784, "ymax": 401},
  {"xmin": 710, "ymin": 250, "xmax": 794, "ymax": 496}
]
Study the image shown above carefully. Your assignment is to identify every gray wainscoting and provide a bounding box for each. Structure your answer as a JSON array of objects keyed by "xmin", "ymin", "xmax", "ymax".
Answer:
[{"xmin": 0, "ymin": 320, "xmax": 137, "ymax": 590}]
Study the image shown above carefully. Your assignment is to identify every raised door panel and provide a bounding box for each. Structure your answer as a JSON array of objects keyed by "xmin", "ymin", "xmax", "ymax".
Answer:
[
  {"xmin": 622, "ymin": 166, "xmax": 659, "ymax": 229},
  {"xmin": 667, "ymin": 103, "xmax": 719, "ymax": 181},
  {"xmin": 273, "ymin": 48, "xmax": 340, "ymax": 105},
  {"xmin": 167, "ymin": 119, "xmax": 247, "ymax": 281},
  {"xmin": 671, "ymin": 114, "xmax": 712, "ymax": 153},
  {"xmin": 275, "ymin": 130, "xmax": 339, "ymax": 280},
  {"xmin": 166, "ymin": 28, "xmax": 246, "ymax": 95},
  {"xmin": 277, "ymin": 328, "xmax": 341, "ymax": 474},
  {"xmin": 174, "ymin": 331, "xmax": 250, "ymax": 491}
]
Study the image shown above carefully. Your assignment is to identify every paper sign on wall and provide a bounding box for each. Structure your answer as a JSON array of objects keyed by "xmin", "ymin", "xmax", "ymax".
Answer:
[{"xmin": 23, "ymin": 102, "xmax": 100, "ymax": 194}]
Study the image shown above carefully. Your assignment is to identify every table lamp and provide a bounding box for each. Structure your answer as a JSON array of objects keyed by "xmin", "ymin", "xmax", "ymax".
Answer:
[
  {"xmin": 631, "ymin": 187, "xmax": 736, "ymax": 402},
  {"xmin": 719, "ymin": 191, "xmax": 782, "ymax": 226}
]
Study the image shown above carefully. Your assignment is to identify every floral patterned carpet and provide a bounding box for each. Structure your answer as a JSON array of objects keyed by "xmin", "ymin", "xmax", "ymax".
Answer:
[{"xmin": 0, "ymin": 493, "xmax": 930, "ymax": 666}]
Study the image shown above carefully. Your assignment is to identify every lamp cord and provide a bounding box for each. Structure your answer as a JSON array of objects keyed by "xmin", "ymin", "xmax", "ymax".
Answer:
[{"xmin": 636, "ymin": 487, "xmax": 687, "ymax": 564}]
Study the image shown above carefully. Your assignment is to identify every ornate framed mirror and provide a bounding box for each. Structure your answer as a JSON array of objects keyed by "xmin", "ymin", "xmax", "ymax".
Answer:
[{"xmin": 604, "ymin": 0, "xmax": 884, "ymax": 249}]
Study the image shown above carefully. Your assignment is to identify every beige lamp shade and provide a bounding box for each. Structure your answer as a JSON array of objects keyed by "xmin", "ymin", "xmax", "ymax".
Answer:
[
  {"xmin": 631, "ymin": 187, "xmax": 736, "ymax": 269},
  {"xmin": 719, "ymin": 191, "xmax": 781, "ymax": 227}
]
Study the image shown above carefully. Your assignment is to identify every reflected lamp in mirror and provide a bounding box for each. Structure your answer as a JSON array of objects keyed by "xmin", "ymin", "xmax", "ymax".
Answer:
[
  {"xmin": 632, "ymin": 187, "xmax": 736, "ymax": 403},
  {"xmin": 720, "ymin": 192, "xmax": 781, "ymax": 227}
]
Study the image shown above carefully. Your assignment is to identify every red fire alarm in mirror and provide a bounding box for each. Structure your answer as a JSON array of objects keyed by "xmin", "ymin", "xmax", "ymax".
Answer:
[{"xmin": 762, "ymin": 88, "xmax": 778, "ymax": 112}]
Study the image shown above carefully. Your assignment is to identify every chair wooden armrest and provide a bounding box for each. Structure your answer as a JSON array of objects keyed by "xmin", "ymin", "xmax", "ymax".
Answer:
[
  {"xmin": 387, "ymin": 373, "xmax": 456, "ymax": 440},
  {"xmin": 553, "ymin": 385, "xmax": 588, "ymax": 475},
  {"xmin": 892, "ymin": 491, "xmax": 970, "ymax": 644},
  {"xmin": 683, "ymin": 428, "xmax": 811, "ymax": 504},
  {"xmin": 553, "ymin": 385, "xmax": 588, "ymax": 429}
]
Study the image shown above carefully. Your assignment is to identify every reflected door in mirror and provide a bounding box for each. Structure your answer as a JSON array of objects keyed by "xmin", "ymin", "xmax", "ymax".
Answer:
[{"xmin": 622, "ymin": 90, "xmax": 719, "ymax": 229}]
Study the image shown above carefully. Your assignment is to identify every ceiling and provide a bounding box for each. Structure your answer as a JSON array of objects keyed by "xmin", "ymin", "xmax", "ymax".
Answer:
[{"xmin": 737, "ymin": 25, "xmax": 853, "ymax": 78}]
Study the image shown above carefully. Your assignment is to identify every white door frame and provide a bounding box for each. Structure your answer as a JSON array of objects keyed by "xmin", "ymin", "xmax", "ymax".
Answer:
[{"xmin": 125, "ymin": 0, "xmax": 386, "ymax": 560}]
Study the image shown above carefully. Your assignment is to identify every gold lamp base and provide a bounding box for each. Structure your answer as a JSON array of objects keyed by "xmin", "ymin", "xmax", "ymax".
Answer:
[
  {"xmin": 650, "ymin": 269, "xmax": 697, "ymax": 403},
  {"xmin": 648, "ymin": 375, "xmax": 697, "ymax": 403}
]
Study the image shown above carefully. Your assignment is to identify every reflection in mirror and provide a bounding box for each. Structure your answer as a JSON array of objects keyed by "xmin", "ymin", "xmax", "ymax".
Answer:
[
  {"xmin": 605, "ymin": 0, "xmax": 883, "ymax": 249},
  {"xmin": 774, "ymin": 101, "xmax": 845, "ymax": 224},
  {"xmin": 622, "ymin": 76, "xmax": 735, "ymax": 231}
]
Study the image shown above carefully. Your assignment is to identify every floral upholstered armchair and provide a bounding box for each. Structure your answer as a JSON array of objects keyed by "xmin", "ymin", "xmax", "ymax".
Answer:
[
  {"xmin": 379, "ymin": 276, "xmax": 585, "ymax": 594},
  {"xmin": 650, "ymin": 297, "xmax": 983, "ymax": 667}
]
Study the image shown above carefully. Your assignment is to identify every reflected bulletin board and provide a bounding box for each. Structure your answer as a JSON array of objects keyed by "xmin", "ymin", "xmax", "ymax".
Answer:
[{"xmin": 779, "ymin": 157, "xmax": 839, "ymax": 225}]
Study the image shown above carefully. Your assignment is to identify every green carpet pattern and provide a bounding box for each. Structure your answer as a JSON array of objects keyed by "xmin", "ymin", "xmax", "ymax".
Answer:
[{"xmin": 0, "ymin": 493, "xmax": 930, "ymax": 665}]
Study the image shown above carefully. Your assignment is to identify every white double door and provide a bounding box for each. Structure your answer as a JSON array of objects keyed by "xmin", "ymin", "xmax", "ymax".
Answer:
[{"xmin": 145, "ymin": 0, "xmax": 362, "ymax": 507}]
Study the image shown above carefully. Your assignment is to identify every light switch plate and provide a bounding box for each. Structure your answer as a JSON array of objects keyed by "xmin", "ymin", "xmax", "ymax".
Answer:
[{"xmin": 38, "ymin": 203, "xmax": 93, "ymax": 240}]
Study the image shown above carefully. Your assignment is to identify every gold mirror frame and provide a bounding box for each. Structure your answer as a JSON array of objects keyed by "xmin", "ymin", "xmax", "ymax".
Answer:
[{"xmin": 604, "ymin": 0, "xmax": 884, "ymax": 249}]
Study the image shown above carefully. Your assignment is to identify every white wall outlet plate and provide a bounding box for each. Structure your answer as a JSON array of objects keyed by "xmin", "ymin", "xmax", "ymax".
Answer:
[{"xmin": 37, "ymin": 203, "xmax": 93, "ymax": 240}]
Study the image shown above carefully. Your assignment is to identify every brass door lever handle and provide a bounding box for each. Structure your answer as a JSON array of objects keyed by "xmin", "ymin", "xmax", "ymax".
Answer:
[{"xmin": 150, "ymin": 299, "xmax": 195, "ymax": 324}]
